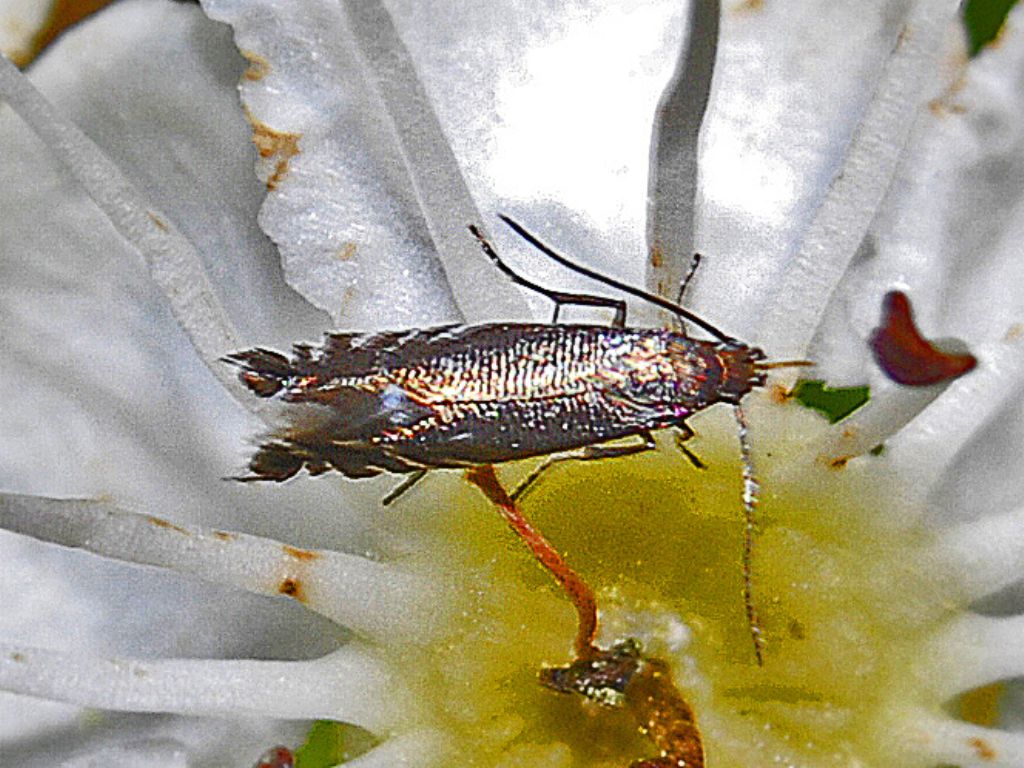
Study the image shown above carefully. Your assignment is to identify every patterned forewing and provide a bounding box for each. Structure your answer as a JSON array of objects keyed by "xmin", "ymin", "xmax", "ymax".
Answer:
[{"xmin": 229, "ymin": 324, "xmax": 714, "ymax": 478}]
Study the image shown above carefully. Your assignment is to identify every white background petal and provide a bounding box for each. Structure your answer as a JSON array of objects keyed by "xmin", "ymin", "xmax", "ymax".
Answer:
[
  {"xmin": 809, "ymin": 9, "xmax": 1024, "ymax": 531},
  {"xmin": 0, "ymin": 0, "xmax": 366, "ymax": 752}
]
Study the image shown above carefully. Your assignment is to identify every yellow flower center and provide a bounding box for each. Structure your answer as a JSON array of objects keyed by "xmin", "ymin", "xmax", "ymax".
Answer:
[{"xmin": 383, "ymin": 393, "xmax": 964, "ymax": 767}]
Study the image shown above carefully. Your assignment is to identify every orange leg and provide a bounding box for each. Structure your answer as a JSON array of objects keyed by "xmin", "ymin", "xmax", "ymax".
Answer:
[{"xmin": 465, "ymin": 464, "xmax": 599, "ymax": 659}]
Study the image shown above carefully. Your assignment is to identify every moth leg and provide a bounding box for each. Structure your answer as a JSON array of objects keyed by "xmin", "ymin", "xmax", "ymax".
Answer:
[
  {"xmin": 469, "ymin": 224, "xmax": 627, "ymax": 327},
  {"xmin": 381, "ymin": 469, "xmax": 429, "ymax": 506},
  {"xmin": 511, "ymin": 432, "xmax": 657, "ymax": 502},
  {"xmin": 673, "ymin": 423, "xmax": 706, "ymax": 470}
]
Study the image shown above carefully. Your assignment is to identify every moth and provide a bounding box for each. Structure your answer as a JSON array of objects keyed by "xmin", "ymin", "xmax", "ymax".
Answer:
[
  {"xmin": 226, "ymin": 216, "xmax": 804, "ymax": 662},
  {"xmin": 226, "ymin": 216, "xmax": 778, "ymax": 491}
]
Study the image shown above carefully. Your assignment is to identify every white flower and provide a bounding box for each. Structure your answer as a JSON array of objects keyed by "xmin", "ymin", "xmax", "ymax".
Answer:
[{"xmin": 1, "ymin": 0, "xmax": 1023, "ymax": 766}]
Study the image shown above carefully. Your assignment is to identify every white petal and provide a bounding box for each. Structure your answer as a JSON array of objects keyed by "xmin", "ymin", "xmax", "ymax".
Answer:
[
  {"xmin": 693, "ymin": 0, "xmax": 958, "ymax": 346},
  {"xmin": 28, "ymin": 740, "xmax": 188, "ymax": 768},
  {"xmin": 930, "ymin": 502, "xmax": 1024, "ymax": 602},
  {"xmin": 14, "ymin": 718, "xmax": 310, "ymax": 768},
  {"xmin": 0, "ymin": 643, "xmax": 397, "ymax": 729},
  {"xmin": 210, "ymin": 1, "xmax": 704, "ymax": 321},
  {"xmin": 0, "ymin": 50, "xmax": 250, "ymax": 404},
  {"xmin": 885, "ymin": 337, "xmax": 1024, "ymax": 513},
  {"xmin": 901, "ymin": 710, "xmax": 1024, "ymax": 768},
  {"xmin": 644, "ymin": 0, "xmax": 718, "ymax": 322},
  {"xmin": 0, "ymin": 494, "xmax": 441, "ymax": 643},
  {"xmin": 0, "ymin": 0, "xmax": 375, "ymax": 741},
  {"xmin": 922, "ymin": 613, "xmax": 1024, "ymax": 700},
  {"xmin": 201, "ymin": 0, "xmax": 512, "ymax": 327},
  {"xmin": 813, "ymin": 6, "xmax": 1024, "ymax": 383}
]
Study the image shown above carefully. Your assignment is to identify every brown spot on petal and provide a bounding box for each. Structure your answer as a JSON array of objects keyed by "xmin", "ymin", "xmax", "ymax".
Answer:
[
  {"xmin": 241, "ymin": 50, "xmax": 271, "ymax": 81},
  {"xmin": 283, "ymin": 544, "xmax": 320, "ymax": 562},
  {"xmin": 649, "ymin": 245, "xmax": 664, "ymax": 268},
  {"xmin": 770, "ymin": 383, "xmax": 791, "ymax": 404},
  {"xmin": 929, "ymin": 98, "xmax": 967, "ymax": 116},
  {"xmin": 336, "ymin": 242, "xmax": 357, "ymax": 261},
  {"xmin": 244, "ymin": 107, "xmax": 301, "ymax": 191},
  {"xmin": 827, "ymin": 455, "xmax": 851, "ymax": 470},
  {"xmin": 929, "ymin": 73, "xmax": 969, "ymax": 117},
  {"xmin": 213, "ymin": 530, "xmax": 236, "ymax": 542},
  {"xmin": 1004, "ymin": 324, "xmax": 1023, "ymax": 342},
  {"xmin": 147, "ymin": 211, "xmax": 168, "ymax": 232},
  {"xmin": 10, "ymin": 652, "xmax": 25, "ymax": 663},
  {"xmin": 734, "ymin": 0, "xmax": 764, "ymax": 13},
  {"xmin": 969, "ymin": 737, "xmax": 996, "ymax": 761},
  {"xmin": 896, "ymin": 23, "xmax": 912, "ymax": 49},
  {"xmin": 146, "ymin": 515, "xmax": 189, "ymax": 535},
  {"xmin": 278, "ymin": 577, "xmax": 306, "ymax": 602},
  {"xmin": 870, "ymin": 291, "xmax": 977, "ymax": 386}
]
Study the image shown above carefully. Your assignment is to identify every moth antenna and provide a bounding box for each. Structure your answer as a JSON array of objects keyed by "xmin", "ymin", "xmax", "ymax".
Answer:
[
  {"xmin": 499, "ymin": 214, "xmax": 737, "ymax": 345},
  {"xmin": 734, "ymin": 403, "xmax": 765, "ymax": 666},
  {"xmin": 754, "ymin": 359, "xmax": 815, "ymax": 371}
]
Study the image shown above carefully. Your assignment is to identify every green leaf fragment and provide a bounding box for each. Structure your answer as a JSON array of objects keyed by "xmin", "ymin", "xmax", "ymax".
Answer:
[
  {"xmin": 963, "ymin": 0, "xmax": 1019, "ymax": 56},
  {"xmin": 294, "ymin": 721, "xmax": 378, "ymax": 768},
  {"xmin": 792, "ymin": 380, "xmax": 870, "ymax": 424}
]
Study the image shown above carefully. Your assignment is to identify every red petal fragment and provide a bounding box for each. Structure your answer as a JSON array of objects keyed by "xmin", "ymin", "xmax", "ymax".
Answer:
[
  {"xmin": 870, "ymin": 291, "xmax": 977, "ymax": 386},
  {"xmin": 253, "ymin": 746, "xmax": 294, "ymax": 768}
]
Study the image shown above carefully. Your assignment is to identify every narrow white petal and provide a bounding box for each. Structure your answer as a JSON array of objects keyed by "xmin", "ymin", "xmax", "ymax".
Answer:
[
  {"xmin": 800, "ymin": 377, "xmax": 944, "ymax": 465},
  {"xmin": 339, "ymin": 0, "xmax": 523, "ymax": 324},
  {"xmin": 930, "ymin": 504, "xmax": 1024, "ymax": 602},
  {"xmin": 644, "ymin": 0, "xmax": 718, "ymax": 320},
  {"xmin": 0, "ymin": 52, "xmax": 250, "ymax": 408},
  {"xmin": 755, "ymin": 0, "xmax": 959, "ymax": 368},
  {"xmin": 0, "ymin": 643, "xmax": 396, "ymax": 730},
  {"xmin": 0, "ymin": 494, "xmax": 441, "ymax": 644},
  {"xmin": 37, "ymin": 741, "xmax": 187, "ymax": 768},
  {"xmin": 810, "ymin": 7, "xmax": 1024, "ymax": 382},
  {"xmin": 922, "ymin": 614, "xmax": 1024, "ymax": 700},
  {"xmin": 885, "ymin": 338, "xmax": 1024, "ymax": 504},
  {"xmin": 902, "ymin": 710, "xmax": 1024, "ymax": 768}
]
